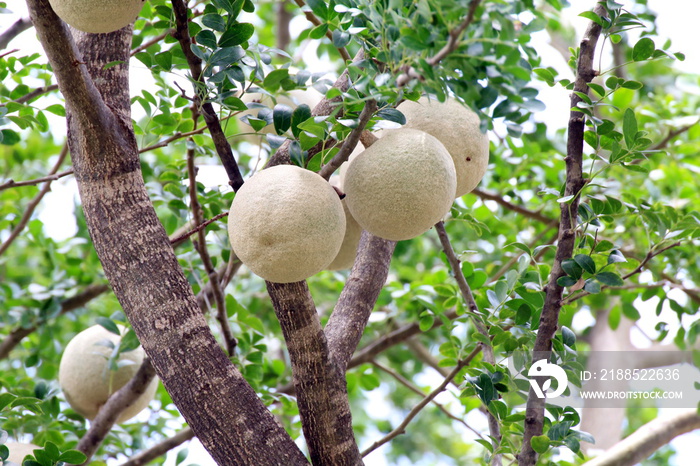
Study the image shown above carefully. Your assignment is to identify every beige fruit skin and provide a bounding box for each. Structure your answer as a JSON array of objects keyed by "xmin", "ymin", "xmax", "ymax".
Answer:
[
  {"xmin": 48, "ymin": 0, "xmax": 145, "ymax": 34},
  {"xmin": 343, "ymin": 128, "xmax": 457, "ymax": 241},
  {"xmin": 5, "ymin": 442, "xmax": 40, "ymax": 465},
  {"xmin": 327, "ymin": 176, "xmax": 362, "ymax": 270},
  {"xmin": 228, "ymin": 165, "xmax": 346, "ymax": 283},
  {"xmin": 58, "ymin": 325, "xmax": 158, "ymax": 423},
  {"xmin": 397, "ymin": 96, "xmax": 489, "ymax": 197}
]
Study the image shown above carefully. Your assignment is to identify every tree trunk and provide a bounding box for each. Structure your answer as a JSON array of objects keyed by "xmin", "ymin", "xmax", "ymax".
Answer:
[{"xmin": 26, "ymin": 1, "xmax": 308, "ymax": 464}]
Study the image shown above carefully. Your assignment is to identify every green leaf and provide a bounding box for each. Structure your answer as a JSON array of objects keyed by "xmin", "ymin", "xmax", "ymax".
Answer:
[
  {"xmin": 621, "ymin": 80, "xmax": 643, "ymax": 90},
  {"xmin": 96, "ymin": 317, "xmax": 120, "ymax": 335},
  {"xmin": 622, "ymin": 302, "xmax": 641, "ymax": 320},
  {"xmin": 306, "ymin": 0, "xmax": 329, "ymax": 20},
  {"xmin": 43, "ymin": 104, "xmax": 66, "ymax": 116},
  {"xmin": 608, "ymin": 306, "xmax": 621, "ymax": 330},
  {"xmin": 579, "ymin": 11, "xmax": 603, "ymax": 26},
  {"xmin": 332, "ymin": 29, "xmax": 351, "ymax": 48},
  {"xmin": 531, "ymin": 435, "xmax": 550, "ymax": 453},
  {"xmin": 623, "ymin": 108, "xmax": 638, "ymax": 148},
  {"xmin": 561, "ymin": 326, "xmax": 576, "ymax": 347},
  {"xmin": 273, "ymin": 104, "xmax": 293, "ymax": 135},
  {"xmin": 219, "ymin": 23, "xmax": 255, "ymax": 47},
  {"xmin": 196, "ymin": 30, "xmax": 218, "ymax": 49},
  {"xmin": 58, "ymin": 450, "xmax": 88, "ymax": 465},
  {"xmin": 558, "ymin": 276, "xmax": 578, "ymax": 287},
  {"xmin": 583, "ymin": 279, "xmax": 601, "ymax": 294},
  {"xmin": 418, "ymin": 313, "xmax": 434, "ymax": 332},
  {"xmin": 608, "ymin": 250, "xmax": 626, "ymax": 264},
  {"xmin": 202, "ymin": 13, "xmax": 227, "ymax": 32},
  {"xmin": 291, "ymin": 104, "xmax": 312, "ymax": 139},
  {"xmin": 595, "ymin": 272, "xmax": 624, "ymax": 287},
  {"xmin": 632, "ymin": 37, "xmax": 655, "ymax": 61},
  {"xmin": 377, "ymin": 108, "xmax": 406, "ymax": 125},
  {"xmin": 574, "ymin": 254, "xmax": 596, "ymax": 274},
  {"xmin": 154, "ymin": 51, "xmax": 172, "ymax": 71},
  {"xmin": 309, "ymin": 23, "xmax": 329, "ymax": 39}
]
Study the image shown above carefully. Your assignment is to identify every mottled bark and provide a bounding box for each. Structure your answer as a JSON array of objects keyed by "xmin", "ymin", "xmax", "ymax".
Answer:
[
  {"xmin": 325, "ymin": 231, "xmax": 395, "ymax": 370},
  {"xmin": 26, "ymin": 0, "xmax": 307, "ymax": 464},
  {"xmin": 519, "ymin": 4, "xmax": 606, "ymax": 465},
  {"xmin": 267, "ymin": 281, "xmax": 363, "ymax": 465}
]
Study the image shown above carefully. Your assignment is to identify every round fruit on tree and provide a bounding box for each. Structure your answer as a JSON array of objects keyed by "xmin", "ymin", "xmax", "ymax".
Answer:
[
  {"xmin": 343, "ymin": 128, "xmax": 457, "ymax": 242},
  {"xmin": 58, "ymin": 325, "xmax": 158, "ymax": 423},
  {"xmin": 228, "ymin": 165, "xmax": 346, "ymax": 283},
  {"xmin": 397, "ymin": 96, "xmax": 489, "ymax": 197},
  {"xmin": 48, "ymin": 0, "xmax": 145, "ymax": 34},
  {"xmin": 326, "ymin": 176, "xmax": 363, "ymax": 271}
]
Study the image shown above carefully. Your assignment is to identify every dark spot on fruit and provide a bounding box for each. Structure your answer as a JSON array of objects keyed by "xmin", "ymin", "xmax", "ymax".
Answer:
[{"xmin": 466, "ymin": 157, "xmax": 472, "ymax": 162}]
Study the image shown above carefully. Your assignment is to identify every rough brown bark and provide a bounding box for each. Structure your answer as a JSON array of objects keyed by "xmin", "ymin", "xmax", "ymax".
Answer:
[
  {"xmin": 325, "ymin": 232, "xmax": 395, "ymax": 370},
  {"xmin": 519, "ymin": 4, "xmax": 606, "ymax": 465},
  {"xmin": 26, "ymin": 1, "xmax": 308, "ymax": 464},
  {"xmin": 267, "ymin": 281, "xmax": 363, "ymax": 465}
]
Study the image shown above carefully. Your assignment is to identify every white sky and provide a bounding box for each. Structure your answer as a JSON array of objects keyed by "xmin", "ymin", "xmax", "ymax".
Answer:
[{"xmin": 1, "ymin": 1, "xmax": 698, "ymax": 465}]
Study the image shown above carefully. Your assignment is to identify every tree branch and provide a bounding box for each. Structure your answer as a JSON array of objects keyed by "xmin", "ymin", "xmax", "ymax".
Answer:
[
  {"xmin": 325, "ymin": 231, "xmax": 395, "ymax": 370},
  {"xmin": 396, "ymin": 0, "xmax": 481, "ymax": 87},
  {"xmin": 77, "ymin": 359, "xmax": 158, "ymax": 464},
  {"xmin": 349, "ymin": 309, "xmax": 459, "ymax": 368},
  {"xmin": 519, "ymin": 4, "xmax": 607, "ymax": 465},
  {"xmin": 435, "ymin": 221, "xmax": 501, "ymax": 465},
  {"xmin": 472, "ymin": 188, "xmax": 554, "ymax": 225},
  {"xmin": 26, "ymin": 0, "xmax": 308, "ymax": 462},
  {"xmin": 361, "ymin": 350, "xmax": 480, "ymax": 457},
  {"xmin": 186, "ymin": 130, "xmax": 236, "ymax": 355},
  {"xmin": 0, "ymin": 144, "xmax": 68, "ymax": 257},
  {"xmin": 266, "ymin": 49, "xmax": 364, "ymax": 167},
  {"xmin": 119, "ymin": 428, "xmax": 194, "ymax": 466},
  {"xmin": 582, "ymin": 409, "xmax": 700, "ymax": 466},
  {"xmin": 0, "ymin": 17, "xmax": 33, "ymax": 50},
  {"xmin": 561, "ymin": 241, "xmax": 682, "ymax": 306},
  {"xmin": 171, "ymin": 0, "xmax": 245, "ymax": 191},
  {"xmin": 318, "ymin": 99, "xmax": 377, "ymax": 180},
  {"xmin": 267, "ymin": 281, "xmax": 362, "ymax": 465},
  {"xmin": 292, "ymin": 0, "xmax": 350, "ymax": 61},
  {"xmin": 370, "ymin": 359, "xmax": 482, "ymax": 437},
  {"xmin": 0, "ymin": 283, "xmax": 109, "ymax": 360}
]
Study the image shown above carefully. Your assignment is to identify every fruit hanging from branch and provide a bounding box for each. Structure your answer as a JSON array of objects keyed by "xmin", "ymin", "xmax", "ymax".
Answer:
[
  {"xmin": 228, "ymin": 165, "xmax": 346, "ymax": 283},
  {"xmin": 48, "ymin": 0, "xmax": 145, "ymax": 34},
  {"xmin": 343, "ymin": 128, "xmax": 457, "ymax": 241},
  {"xmin": 397, "ymin": 97, "xmax": 490, "ymax": 197}
]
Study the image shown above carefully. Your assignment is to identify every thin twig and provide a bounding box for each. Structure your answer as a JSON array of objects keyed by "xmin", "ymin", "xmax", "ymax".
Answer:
[
  {"xmin": 0, "ymin": 284, "xmax": 110, "ymax": 360},
  {"xmin": 131, "ymin": 29, "xmax": 174, "ymax": 56},
  {"xmin": 561, "ymin": 241, "xmax": 682, "ymax": 306},
  {"xmin": 186, "ymin": 125, "xmax": 236, "ymax": 355},
  {"xmin": 119, "ymin": 428, "xmax": 195, "ymax": 466},
  {"xmin": 292, "ymin": 0, "xmax": 351, "ymax": 61},
  {"xmin": 349, "ymin": 309, "xmax": 459, "ymax": 368},
  {"xmin": 370, "ymin": 359, "xmax": 483, "ymax": 438},
  {"xmin": 519, "ymin": 5, "xmax": 607, "ymax": 465},
  {"xmin": 0, "ymin": 17, "xmax": 33, "ymax": 50},
  {"xmin": 0, "ymin": 144, "xmax": 68, "ymax": 257},
  {"xmin": 434, "ymin": 221, "xmax": 501, "ymax": 465},
  {"xmin": 169, "ymin": 211, "xmax": 229, "ymax": 246},
  {"xmin": 396, "ymin": 0, "xmax": 482, "ymax": 87},
  {"xmin": 650, "ymin": 120, "xmax": 699, "ymax": 151},
  {"xmin": 472, "ymin": 188, "xmax": 554, "ymax": 225},
  {"xmin": 318, "ymin": 100, "xmax": 377, "ymax": 180},
  {"xmin": 361, "ymin": 350, "xmax": 480, "ymax": 457},
  {"xmin": 171, "ymin": 0, "xmax": 245, "ymax": 191},
  {"xmin": 0, "ymin": 168, "xmax": 74, "ymax": 192}
]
